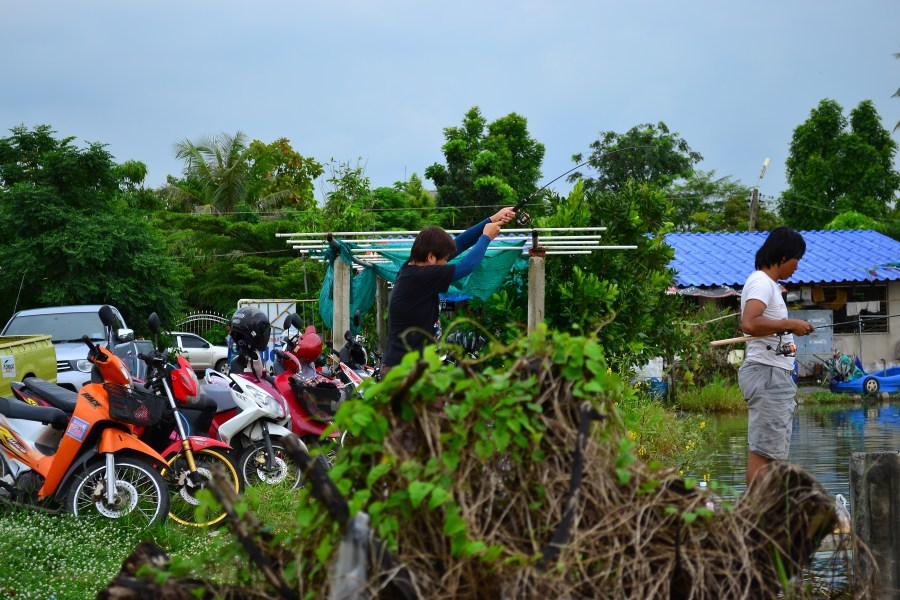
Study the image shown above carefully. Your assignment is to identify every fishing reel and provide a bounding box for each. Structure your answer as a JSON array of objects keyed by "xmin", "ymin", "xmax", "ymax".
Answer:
[
  {"xmin": 767, "ymin": 333, "xmax": 796, "ymax": 357},
  {"xmin": 511, "ymin": 198, "xmax": 532, "ymax": 227}
]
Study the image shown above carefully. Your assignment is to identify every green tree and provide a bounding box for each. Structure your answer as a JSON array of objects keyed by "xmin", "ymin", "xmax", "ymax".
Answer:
[
  {"xmin": 0, "ymin": 125, "xmax": 184, "ymax": 325},
  {"xmin": 823, "ymin": 210, "xmax": 885, "ymax": 232},
  {"xmin": 569, "ymin": 122, "xmax": 702, "ymax": 194},
  {"xmin": 246, "ymin": 138, "xmax": 323, "ymax": 211},
  {"xmin": 372, "ymin": 185, "xmax": 420, "ymax": 231},
  {"xmin": 152, "ymin": 212, "xmax": 323, "ymax": 314},
  {"xmin": 322, "ymin": 159, "xmax": 376, "ymax": 232},
  {"xmin": 535, "ymin": 180, "xmax": 687, "ymax": 371},
  {"xmin": 425, "ymin": 107, "xmax": 545, "ymax": 228},
  {"xmin": 171, "ymin": 131, "xmax": 251, "ymax": 214},
  {"xmin": 779, "ymin": 99, "xmax": 899, "ymax": 229}
]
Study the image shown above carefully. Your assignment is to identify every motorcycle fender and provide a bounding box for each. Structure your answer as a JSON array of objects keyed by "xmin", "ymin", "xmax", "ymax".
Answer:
[
  {"xmin": 98, "ymin": 429, "xmax": 168, "ymax": 466},
  {"xmin": 159, "ymin": 436, "xmax": 232, "ymax": 458},
  {"xmin": 242, "ymin": 421, "xmax": 294, "ymax": 443}
]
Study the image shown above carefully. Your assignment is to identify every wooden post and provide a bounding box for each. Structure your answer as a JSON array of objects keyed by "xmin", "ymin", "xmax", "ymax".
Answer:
[
  {"xmin": 850, "ymin": 451, "xmax": 900, "ymax": 597},
  {"xmin": 376, "ymin": 276, "xmax": 388, "ymax": 353},
  {"xmin": 333, "ymin": 260, "xmax": 351, "ymax": 351},
  {"xmin": 528, "ymin": 231, "xmax": 546, "ymax": 333}
]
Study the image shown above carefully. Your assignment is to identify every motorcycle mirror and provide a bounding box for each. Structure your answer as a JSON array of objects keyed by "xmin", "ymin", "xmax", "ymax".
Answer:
[
  {"xmin": 290, "ymin": 313, "xmax": 304, "ymax": 330},
  {"xmin": 352, "ymin": 310, "xmax": 361, "ymax": 328},
  {"xmin": 344, "ymin": 330, "xmax": 353, "ymax": 342},
  {"xmin": 98, "ymin": 305, "xmax": 117, "ymax": 327},
  {"xmin": 147, "ymin": 313, "xmax": 161, "ymax": 335},
  {"xmin": 282, "ymin": 316, "xmax": 292, "ymax": 332}
]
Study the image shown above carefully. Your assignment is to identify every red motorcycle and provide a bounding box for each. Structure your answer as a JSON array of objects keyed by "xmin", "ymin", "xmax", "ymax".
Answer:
[{"xmin": 271, "ymin": 314, "xmax": 348, "ymax": 450}]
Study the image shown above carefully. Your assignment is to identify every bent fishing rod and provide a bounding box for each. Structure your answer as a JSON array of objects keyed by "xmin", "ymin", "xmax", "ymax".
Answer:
[
  {"xmin": 709, "ymin": 313, "xmax": 900, "ymax": 347},
  {"xmin": 511, "ymin": 145, "xmax": 657, "ymax": 226}
]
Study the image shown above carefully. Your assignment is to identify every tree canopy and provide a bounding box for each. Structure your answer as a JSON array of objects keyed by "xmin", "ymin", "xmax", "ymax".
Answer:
[
  {"xmin": 425, "ymin": 107, "xmax": 545, "ymax": 228},
  {"xmin": 0, "ymin": 125, "xmax": 183, "ymax": 326},
  {"xmin": 569, "ymin": 122, "xmax": 702, "ymax": 194},
  {"xmin": 779, "ymin": 99, "xmax": 899, "ymax": 230}
]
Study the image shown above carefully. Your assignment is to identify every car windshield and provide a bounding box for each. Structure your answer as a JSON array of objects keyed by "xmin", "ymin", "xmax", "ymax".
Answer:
[{"xmin": 4, "ymin": 312, "xmax": 109, "ymax": 342}]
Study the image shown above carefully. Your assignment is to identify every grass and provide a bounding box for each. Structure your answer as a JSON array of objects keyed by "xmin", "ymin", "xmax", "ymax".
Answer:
[
  {"xmin": 0, "ymin": 483, "xmax": 307, "ymax": 599},
  {"xmin": 674, "ymin": 377, "xmax": 746, "ymax": 413},
  {"xmin": 616, "ymin": 391, "xmax": 717, "ymax": 477},
  {"xmin": 672, "ymin": 379, "xmax": 871, "ymax": 413}
]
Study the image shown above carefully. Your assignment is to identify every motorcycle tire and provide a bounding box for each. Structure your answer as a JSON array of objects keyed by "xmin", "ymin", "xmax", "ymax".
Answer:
[
  {"xmin": 65, "ymin": 456, "xmax": 169, "ymax": 526},
  {"xmin": 162, "ymin": 447, "xmax": 242, "ymax": 527},
  {"xmin": 238, "ymin": 441, "xmax": 302, "ymax": 489}
]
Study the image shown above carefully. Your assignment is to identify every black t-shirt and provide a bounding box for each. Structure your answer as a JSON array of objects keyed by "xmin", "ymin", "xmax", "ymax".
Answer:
[{"xmin": 383, "ymin": 263, "xmax": 455, "ymax": 367}]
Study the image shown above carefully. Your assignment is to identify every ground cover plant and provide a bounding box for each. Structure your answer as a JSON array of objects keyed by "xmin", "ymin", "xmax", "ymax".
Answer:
[{"xmin": 0, "ymin": 508, "xmax": 224, "ymax": 599}]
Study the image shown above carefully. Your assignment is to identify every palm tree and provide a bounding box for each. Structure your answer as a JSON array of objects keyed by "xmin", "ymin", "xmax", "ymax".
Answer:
[{"xmin": 172, "ymin": 131, "xmax": 250, "ymax": 214}]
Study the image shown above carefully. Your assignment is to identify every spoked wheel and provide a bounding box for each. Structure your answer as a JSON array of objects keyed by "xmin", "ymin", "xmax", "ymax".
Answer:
[
  {"xmin": 238, "ymin": 441, "xmax": 302, "ymax": 489},
  {"xmin": 162, "ymin": 448, "xmax": 242, "ymax": 527},
  {"xmin": 863, "ymin": 377, "xmax": 880, "ymax": 395},
  {"xmin": 65, "ymin": 457, "xmax": 169, "ymax": 526}
]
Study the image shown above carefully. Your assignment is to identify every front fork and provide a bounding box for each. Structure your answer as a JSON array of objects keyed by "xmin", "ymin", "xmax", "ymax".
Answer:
[
  {"xmin": 260, "ymin": 421, "xmax": 277, "ymax": 472},
  {"xmin": 104, "ymin": 453, "xmax": 116, "ymax": 505}
]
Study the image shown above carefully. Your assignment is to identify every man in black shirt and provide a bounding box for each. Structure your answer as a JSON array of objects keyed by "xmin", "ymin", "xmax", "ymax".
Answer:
[{"xmin": 382, "ymin": 207, "xmax": 515, "ymax": 369}]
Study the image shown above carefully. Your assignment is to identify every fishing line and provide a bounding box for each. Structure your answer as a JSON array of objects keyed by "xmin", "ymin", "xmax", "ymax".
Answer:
[{"xmin": 512, "ymin": 145, "xmax": 658, "ymax": 225}]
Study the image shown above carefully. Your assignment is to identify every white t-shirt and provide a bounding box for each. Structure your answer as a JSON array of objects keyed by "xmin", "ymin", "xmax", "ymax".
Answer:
[{"xmin": 740, "ymin": 270, "xmax": 795, "ymax": 370}]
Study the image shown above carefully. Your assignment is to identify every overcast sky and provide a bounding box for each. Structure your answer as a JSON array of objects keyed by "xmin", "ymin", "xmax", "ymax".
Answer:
[{"xmin": 2, "ymin": 1, "xmax": 898, "ymax": 208}]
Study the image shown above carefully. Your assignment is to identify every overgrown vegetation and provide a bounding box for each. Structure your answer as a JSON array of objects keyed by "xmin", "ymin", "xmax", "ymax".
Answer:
[{"xmin": 147, "ymin": 327, "xmax": 847, "ymax": 599}]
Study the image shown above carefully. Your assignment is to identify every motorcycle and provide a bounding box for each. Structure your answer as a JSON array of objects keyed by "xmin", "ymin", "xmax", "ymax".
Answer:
[
  {"xmin": 271, "ymin": 314, "xmax": 348, "ymax": 449},
  {"xmin": 201, "ymin": 306, "xmax": 305, "ymax": 489},
  {"xmin": 135, "ymin": 313, "xmax": 242, "ymax": 526},
  {"xmin": 11, "ymin": 311, "xmax": 243, "ymax": 527},
  {"xmin": 0, "ymin": 306, "xmax": 170, "ymax": 525}
]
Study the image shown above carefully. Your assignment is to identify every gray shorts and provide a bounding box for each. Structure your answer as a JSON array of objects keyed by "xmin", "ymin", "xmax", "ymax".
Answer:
[{"xmin": 738, "ymin": 362, "xmax": 797, "ymax": 460}]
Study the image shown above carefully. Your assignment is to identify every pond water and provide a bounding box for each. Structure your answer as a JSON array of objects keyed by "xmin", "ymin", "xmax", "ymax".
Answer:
[{"xmin": 707, "ymin": 397, "xmax": 900, "ymax": 499}]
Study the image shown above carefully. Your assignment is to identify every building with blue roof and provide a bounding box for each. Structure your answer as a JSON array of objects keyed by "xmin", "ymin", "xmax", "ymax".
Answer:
[{"xmin": 664, "ymin": 229, "xmax": 900, "ymax": 373}]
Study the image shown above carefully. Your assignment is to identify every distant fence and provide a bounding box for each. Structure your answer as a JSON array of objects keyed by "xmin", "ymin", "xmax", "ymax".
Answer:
[
  {"xmin": 173, "ymin": 301, "xmax": 322, "ymax": 339},
  {"xmin": 173, "ymin": 312, "xmax": 230, "ymax": 337}
]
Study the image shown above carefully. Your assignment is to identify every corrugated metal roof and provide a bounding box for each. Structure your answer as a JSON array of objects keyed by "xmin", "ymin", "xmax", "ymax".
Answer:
[{"xmin": 664, "ymin": 230, "xmax": 900, "ymax": 288}]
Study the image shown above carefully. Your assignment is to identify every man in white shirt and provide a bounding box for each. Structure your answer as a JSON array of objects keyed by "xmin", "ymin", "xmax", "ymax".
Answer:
[{"xmin": 738, "ymin": 227, "xmax": 815, "ymax": 486}]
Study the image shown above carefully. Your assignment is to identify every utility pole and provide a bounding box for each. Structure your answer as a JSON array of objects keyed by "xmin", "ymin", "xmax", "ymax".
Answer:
[{"xmin": 748, "ymin": 157, "xmax": 769, "ymax": 233}]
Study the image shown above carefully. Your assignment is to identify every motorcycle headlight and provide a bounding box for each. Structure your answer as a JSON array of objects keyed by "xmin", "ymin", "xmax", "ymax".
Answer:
[
  {"xmin": 74, "ymin": 359, "xmax": 93, "ymax": 373},
  {"xmin": 246, "ymin": 385, "xmax": 284, "ymax": 418}
]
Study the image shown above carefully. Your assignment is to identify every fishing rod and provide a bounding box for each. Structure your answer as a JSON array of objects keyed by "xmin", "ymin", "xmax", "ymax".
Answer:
[
  {"xmin": 511, "ymin": 145, "xmax": 657, "ymax": 226},
  {"xmin": 709, "ymin": 313, "xmax": 900, "ymax": 347}
]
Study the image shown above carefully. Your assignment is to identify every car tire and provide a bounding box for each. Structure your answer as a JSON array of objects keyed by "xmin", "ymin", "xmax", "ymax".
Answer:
[
  {"xmin": 214, "ymin": 359, "xmax": 228, "ymax": 373},
  {"xmin": 863, "ymin": 377, "xmax": 880, "ymax": 395}
]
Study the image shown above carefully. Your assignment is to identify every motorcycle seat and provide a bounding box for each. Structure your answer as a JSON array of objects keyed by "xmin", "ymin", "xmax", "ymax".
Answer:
[
  {"xmin": 0, "ymin": 396, "xmax": 68, "ymax": 430},
  {"xmin": 20, "ymin": 377, "xmax": 79, "ymax": 413},
  {"xmin": 200, "ymin": 385, "xmax": 238, "ymax": 413}
]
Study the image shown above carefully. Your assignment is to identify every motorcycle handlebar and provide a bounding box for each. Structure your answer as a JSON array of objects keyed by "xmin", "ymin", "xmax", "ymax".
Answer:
[{"xmin": 82, "ymin": 335, "xmax": 105, "ymax": 362}]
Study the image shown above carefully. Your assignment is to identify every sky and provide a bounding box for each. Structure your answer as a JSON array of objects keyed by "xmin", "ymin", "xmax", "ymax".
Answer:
[{"xmin": 2, "ymin": 1, "xmax": 898, "ymax": 209}]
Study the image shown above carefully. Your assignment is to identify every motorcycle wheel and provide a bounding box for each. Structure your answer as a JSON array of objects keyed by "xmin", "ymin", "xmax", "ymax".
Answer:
[
  {"xmin": 162, "ymin": 448, "xmax": 242, "ymax": 527},
  {"xmin": 65, "ymin": 457, "xmax": 169, "ymax": 526},
  {"xmin": 238, "ymin": 441, "xmax": 302, "ymax": 489}
]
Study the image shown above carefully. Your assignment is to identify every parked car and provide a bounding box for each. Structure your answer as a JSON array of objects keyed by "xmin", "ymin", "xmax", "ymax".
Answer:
[
  {"xmin": 1, "ymin": 305, "xmax": 131, "ymax": 391},
  {"xmin": 167, "ymin": 332, "xmax": 229, "ymax": 373},
  {"xmin": 0, "ymin": 334, "xmax": 57, "ymax": 396}
]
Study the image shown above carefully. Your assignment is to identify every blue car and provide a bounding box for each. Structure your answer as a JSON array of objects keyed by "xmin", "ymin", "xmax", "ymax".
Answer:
[{"xmin": 829, "ymin": 363, "xmax": 900, "ymax": 395}]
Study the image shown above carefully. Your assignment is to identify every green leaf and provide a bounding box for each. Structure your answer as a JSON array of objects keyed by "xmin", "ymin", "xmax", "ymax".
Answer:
[
  {"xmin": 366, "ymin": 462, "xmax": 392, "ymax": 488},
  {"xmin": 444, "ymin": 506, "xmax": 467, "ymax": 537},
  {"xmin": 408, "ymin": 481, "xmax": 435, "ymax": 509},
  {"xmin": 427, "ymin": 486, "xmax": 453, "ymax": 510}
]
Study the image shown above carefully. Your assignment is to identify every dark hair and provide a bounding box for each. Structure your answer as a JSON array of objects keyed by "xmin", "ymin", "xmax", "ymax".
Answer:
[
  {"xmin": 410, "ymin": 226, "xmax": 456, "ymax": 262},
  {"xmin": 755, "ymin": 226, "xmax": 806, "ymax": 270}
]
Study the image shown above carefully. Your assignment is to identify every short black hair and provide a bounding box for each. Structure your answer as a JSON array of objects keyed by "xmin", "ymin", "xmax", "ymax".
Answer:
[
  {"xmin": 755, "ymin": 226, "xmax": 806, "ymax": 270},
  {"xmin": 410, "ymin": 226, "xmax": 456, "ymax": 262}
]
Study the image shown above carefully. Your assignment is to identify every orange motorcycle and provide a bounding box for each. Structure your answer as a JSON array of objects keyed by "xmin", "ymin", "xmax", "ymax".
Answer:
[{"xmin": 0, "ymin": 306, "xmax": 170, "ymax": 525}]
